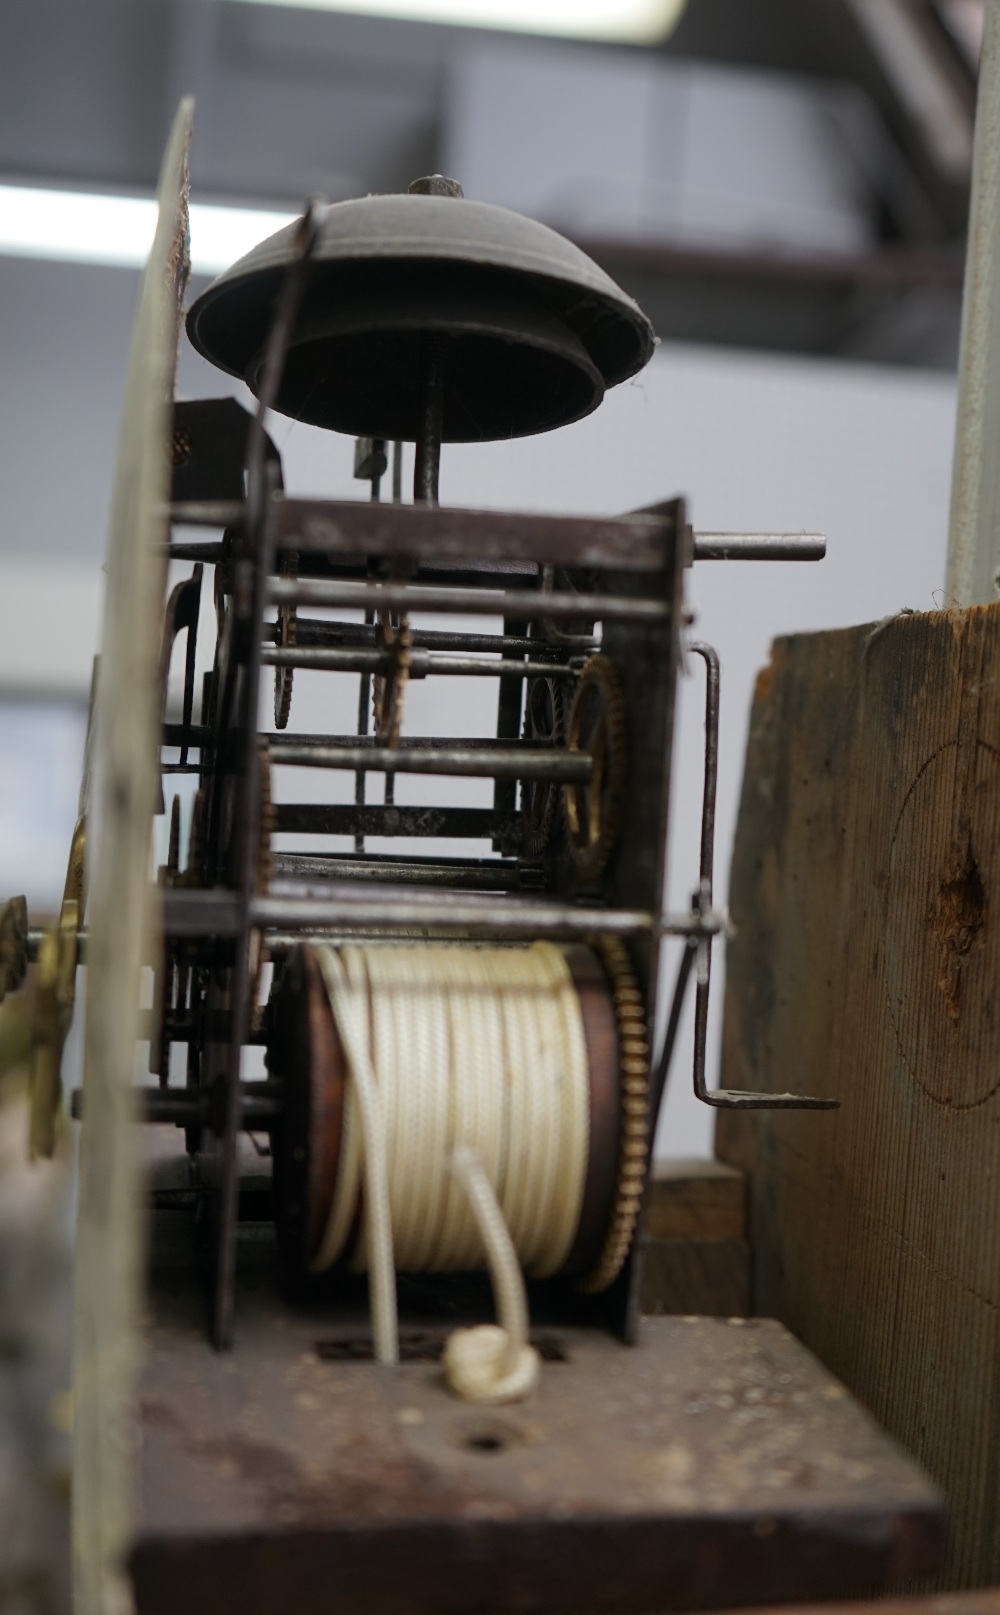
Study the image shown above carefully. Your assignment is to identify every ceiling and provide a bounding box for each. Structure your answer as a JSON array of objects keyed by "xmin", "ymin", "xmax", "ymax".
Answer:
[{"xmin": 0, "ymin": 0, "xmax": 979, "ymax": 367}]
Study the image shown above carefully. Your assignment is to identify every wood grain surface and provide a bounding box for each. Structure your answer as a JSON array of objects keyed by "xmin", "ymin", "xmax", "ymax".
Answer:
[
  {"xmin": 645, "ymin": 1157, "xmax": 746, "ymax": 1242},
  {"xmin": 640, "ymin": 1158, "xmax": 749, "ymax": 1317},
  {"xmin": 716, "ymin": 603, "xmax": 1000, "ymax": 1590},
  {"xmin": 728, "ymin": 1592, "xmax": 1000, "ymax": 1615}
]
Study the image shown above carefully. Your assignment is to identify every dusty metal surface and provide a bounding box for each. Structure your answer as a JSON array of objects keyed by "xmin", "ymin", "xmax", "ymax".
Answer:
[
  {"xmin": 131, "ymin": 1277, "xmax": 942, "ymax": 1615},
  {"xmin": 184, "ymin": 192, "xmax": 656, "ymax": 442}
]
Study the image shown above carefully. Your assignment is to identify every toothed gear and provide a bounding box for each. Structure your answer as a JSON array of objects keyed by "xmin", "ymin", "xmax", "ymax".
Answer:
[
  {"xmin": 577, "ymin": 934, "xmax": 649, "ymax": 1295},
  {"xmin": 258, "ymin": 742, "xmax": 275, "ymax": 895},
  {"xmin": 274, "ymin": 550, "xmax": 298, "ymax": 730},
  {"xmin": 372, "ymin": 611, "xmax": 411, "ymax": 746},
  {"xmin": 564, "ymin": 654, "xmax": 626, "ymax": 881},
  {"xmin": 520, "ymin": 675, "xmax": 566, "ymax": 857},
  {"xmin": 251, "ymin": 744, "xmax": 276, "ymax": 1033},
  {"xmin": 172, "ymin": 425, "xmax": 192, "ymax": 468}
]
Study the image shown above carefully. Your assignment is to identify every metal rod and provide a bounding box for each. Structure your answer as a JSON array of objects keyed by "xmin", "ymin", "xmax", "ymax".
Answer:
[
  {"xmin": 414, "ymin": 343, "xmax": 444, "ymax": 505},
  {"xmin": 274, "ymin": 803, "xmax": 515, "ymax": 839},
  {"xmin": 493, "ymin": 614, "xmax": 527, "ymax": 832},
  {"xmin": 134, "ymin": 1010, "xmax": 269, "ymax": 1045},
  {"xmin": 286, "ymin": 618, "xmax": 577, "ymax": 655},
  {"xmin": 69, "ymin": 1084, "xmax": 281, "ymax": 1127},
  {"xmin": 268, "ymin": 732, "xmax": 539, "ymax": 751},
  {"xmin": 167, "ymin": 540, "xmax": 227, "ymax": 562},
  {"xmin": 167, "ymin": 500, "xmax": 244, "ymax": 528},
  {"xmin": 691, "ymin": 533, "xmax": 826, "ymax": 561},
  {"xmin": 251, "ymin": 887, "xmax": 720, "ymax": 935},
  {"xmin": 267, "ymin": 577, "xmax": 667, "ymax": 622},
  {"xmin": 214, "ymin": 200, "xmax": 323, "ymax": 1352},
  {"xmin": 271, "ymin": 852, "xmax": 521, "ymax": 889},
  {"xmin": 251, "ymin": 892, "xmax": 655, "ymax": 937},
  {"xmin": 261, "ymin": 644, "xmax": 577, "ymax": 679},
  {"xmin": 647, "ymin": 939, "xmax": 697, "ymax": 1154},
  {"xmin": 33, "ymin": 903, "xmax": 719, "ymax": 966},
  {"xmin": 685, "ymin": 641, "xmax": 838, "ymax": 1111},
  {"xmin": 167, "ymin": 728, "xmax": 576, "ymax": 756},
  {"xmin": 268, "ymin": 741, "xmax": 592, "ymax": 782},
  {"xmin": 355, "ymin": 606, "xmax": 374, "ymax": 854},
  {"xmin": 692, "ymin": 643, "xmax": 720, "ymax": 892}
]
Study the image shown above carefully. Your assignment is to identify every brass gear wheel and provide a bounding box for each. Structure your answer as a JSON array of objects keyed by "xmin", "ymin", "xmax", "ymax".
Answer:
[
  {"xmin": 520, "ymin": 675, "xmax": 566, "ymax": 857},
  {"xmin": 564, "ymin": 654, "xmax": 626, "ymax": 881},
  {"xmin": 274, "ymin": 550, "xmax": 298, "ymax": 730},
  {"xmin": 372, "ymin": 611, "xmax": 411, "ymax": 746},
  {"xmin": 578, "ymin": 934, "xmax": 649, "ymax": 1294}
]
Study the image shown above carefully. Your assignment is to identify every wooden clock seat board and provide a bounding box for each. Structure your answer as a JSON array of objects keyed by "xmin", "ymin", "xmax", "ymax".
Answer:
[{"xmin": 129, "ymin": 1234, "xmax": 942, "ymax": 1615}]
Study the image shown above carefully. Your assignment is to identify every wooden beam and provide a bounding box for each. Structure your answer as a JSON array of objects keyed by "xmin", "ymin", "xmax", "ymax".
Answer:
[
  {"xmin": 640, "ymin": 1157, "xmax": 750, "ymax": 1317},
  {"xmin": 717, "ymin": 603, "xmax": 1000, "ymax": 1589}
]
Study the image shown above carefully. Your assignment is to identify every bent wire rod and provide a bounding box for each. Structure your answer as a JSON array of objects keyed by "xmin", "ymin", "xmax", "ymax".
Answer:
[
  {"xmin": 214, "ymin": 200, "xmax": 326, "ymax": 1351},
  {"xmin": 650, "ymin": 641, "xmax": 839, "ymax": 1122}
]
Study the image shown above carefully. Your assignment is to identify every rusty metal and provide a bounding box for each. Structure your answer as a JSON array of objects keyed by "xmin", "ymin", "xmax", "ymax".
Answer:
[
  {"xmin": 211, "ymin": 200, "xmax": 323, "ymax": 1351},
  {"xmin": 685, "ymin": 642, "xmax": 839, "ymax": 1114},
  {"xmin": 272, "ymin": 496, "xmax": 672, "ymax": 569}
]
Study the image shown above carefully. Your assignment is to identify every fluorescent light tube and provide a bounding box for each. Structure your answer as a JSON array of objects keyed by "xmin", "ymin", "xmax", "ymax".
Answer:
[
  {"xmin": 223, "ymin": 0, "xmax": 686, "ymax": 44},
  {"xmin": 0, "ymin": 185, "xmax": 296, "ymax": 275}
]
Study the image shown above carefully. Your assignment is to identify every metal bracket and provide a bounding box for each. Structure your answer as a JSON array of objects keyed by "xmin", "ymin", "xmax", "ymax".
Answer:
[{"xmin": 651, "ymin": 640, "xmax": 839, "ymax": 1120}]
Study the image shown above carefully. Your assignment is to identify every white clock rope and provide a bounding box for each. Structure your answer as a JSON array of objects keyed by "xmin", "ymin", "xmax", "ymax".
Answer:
[{"xmin": 311, "ymin": 941, "xmax": 590, "ymax": 1399}]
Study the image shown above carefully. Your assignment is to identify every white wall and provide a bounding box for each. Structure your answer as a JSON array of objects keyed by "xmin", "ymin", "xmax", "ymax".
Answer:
[
  {"xmin": 0, "ymin": 252, "xmax": 957, "ymax": 1155},
  {"xmin": 266, "ymin": 345, "xmax": 957, "ymax": 1157}
]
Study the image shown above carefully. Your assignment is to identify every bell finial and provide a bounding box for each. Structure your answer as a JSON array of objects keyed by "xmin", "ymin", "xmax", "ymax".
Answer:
[{"xmin": 408, "ymin": 175, "xmax": 464, "ymax": 199}]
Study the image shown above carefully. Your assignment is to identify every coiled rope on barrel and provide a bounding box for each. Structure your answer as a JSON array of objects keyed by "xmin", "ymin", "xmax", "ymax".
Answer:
[{"xmin": 310, "ymin": 941, "xmax": 590, "ymax": 1392}]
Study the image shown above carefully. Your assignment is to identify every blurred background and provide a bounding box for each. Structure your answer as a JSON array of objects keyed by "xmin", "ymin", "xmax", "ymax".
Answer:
[{"xmin": 0, "ymin": 0, "xmax": 977, "ymax": 1161}]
